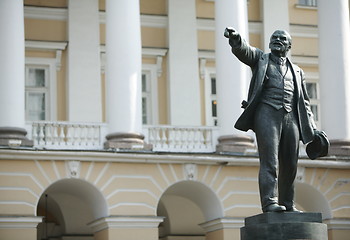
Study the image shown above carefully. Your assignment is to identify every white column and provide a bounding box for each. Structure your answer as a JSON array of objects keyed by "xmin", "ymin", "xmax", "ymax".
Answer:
[
  {"xmin": 318, "ymin": 0, "xmax": 350, "ymax": 153},
  {"xmin": 104, "ymin": 0, "xmax": 148, "ymax": 149},
  {"xmin": 261, "ymin": 0, "xmax": 290, "ymax": 52},
  {"xmin": 167, "ymin": 0, "xmax": 201, "ymax": 126},
  {"xmin": 0, "ymin": 0, "xmax": 25, "ymax": 128},
  {"xmin": 67, "ymin": 0, "xmax": 102, "ymax": 122},
  {"xmin": 0, "ymin": 0, "xmax": 33, "ymax": 146},
  {"xmin": 215, "ymin": 0, "xmax": 254, "ymax": 152}
]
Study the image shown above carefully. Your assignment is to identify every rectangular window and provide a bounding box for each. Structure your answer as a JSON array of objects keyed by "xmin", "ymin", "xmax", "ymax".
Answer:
[
  {"xmin": 210, "ymin": 76, "xmax": 218, "ymax": 126},
  {"xmin": 25, "ymin": 66, "xmax": 49, "ymax": 121},
  {"xmin": 142, "ymin": 72, "xmax": 152, "ymax": 125},
  {"xmin": 306, "ymin": 82, "xmax": 320, "ymax": 124}
]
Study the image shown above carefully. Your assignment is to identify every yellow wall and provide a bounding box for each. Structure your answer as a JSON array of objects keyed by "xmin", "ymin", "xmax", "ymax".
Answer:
[
  {"xmin": 108, "ymin": 228, "xmax": 159, "ymax": 240},
  {"xmin": 198, "ymin": 30, "xmax": 215, "ymax": 50},
  {"xmin": 24, "ymin": 0, "xmax": 67, "ymax": 8},
  {"xmin": 0, "ymin": 229, "xmax": 37, "ymax": 240},
  {"xmin": 25, "ymin": 19, "xmax": 67, "ymax": 42},
  {"xmin": 196, "ymin": 0, "xmax": 215, "ymax": 19},
  {"xmin": 248, "ymin": 0, "xmax": 261, "ymax": 21},
  {"xmin": 328, "ymin": 229, "xmax": 350, "ymax": 240},
  {"xmin": 142, "ymin": 27, "xmax": 168, "ymax": 48},
  {"xmin": 141, "ymin": 0, "xmax": 167, "ymax": 15},
  {"xmin": 289, "ymin": 0, "xmax": 318, "ymax": 25},
  {"xmin": 292, "ymin": 37, "xmax": 319, "ymax": 56}
]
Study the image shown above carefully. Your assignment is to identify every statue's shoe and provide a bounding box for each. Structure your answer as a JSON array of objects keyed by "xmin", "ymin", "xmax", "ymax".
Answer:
[
  {"xmin": 264, "ymin": 204, "xmax": 286, "ymax": 212},
  {"xmin": 286, "ymin": 207, "xmax": 303, "ymax": 212}
]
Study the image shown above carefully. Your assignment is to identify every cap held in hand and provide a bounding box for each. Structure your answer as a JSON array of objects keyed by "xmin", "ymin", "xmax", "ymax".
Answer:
[{"xmin": 306, "ymin": 131, "xmax": 330, "ymax": 160}]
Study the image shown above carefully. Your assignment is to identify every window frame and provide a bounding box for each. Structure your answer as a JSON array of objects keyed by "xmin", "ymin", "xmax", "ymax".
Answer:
[
  {"xmin": 141, "ymin": 64, "xmax": 159, "ymax": 125},
  {"xmin": 25, "ymin": 57, "xmax": 57, "ymax": 121},
  {"xmin": 203, "ymin": 67, "xmax": 218, "ymax": 126},
  {"xmin": 305, "ymin": 72, "xmax": 321, "ymax": 128}
]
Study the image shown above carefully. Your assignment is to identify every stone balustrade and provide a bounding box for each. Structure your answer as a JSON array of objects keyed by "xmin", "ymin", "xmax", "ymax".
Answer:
[
  {"xmin": 144, "ymin": 125, "xmax": 219, "ymax": 152},
  {"xmin": 28, "ymin": 122, "xmax": 219, "ymax": 152}
]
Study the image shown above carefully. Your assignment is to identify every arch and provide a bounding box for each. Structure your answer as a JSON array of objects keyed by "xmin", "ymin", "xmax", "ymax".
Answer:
[
  {"xmin": 295, "ymin": 182, "xmax": 332, "ymax": 219},
  {"xmin": 36, "ymin": 178, "xmax": 108, "ymax": 239},
  {"xmin": 157, "ymin": 180, "xmax": 224, "ymax": 239}
]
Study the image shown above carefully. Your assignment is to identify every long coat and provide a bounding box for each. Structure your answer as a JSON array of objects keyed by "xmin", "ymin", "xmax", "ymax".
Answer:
[{"xmin": 230, "ymin": 36, "xmax": 316, "ymax": 144}]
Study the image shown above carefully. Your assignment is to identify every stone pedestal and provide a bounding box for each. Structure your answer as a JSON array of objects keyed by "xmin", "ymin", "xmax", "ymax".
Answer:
[
  {"xmin": 329, "ymin": 139, "xmax": 350, "ymax": 156},
  {"xmin": 104, "ymin": 132, "xmax": 152, "ymax": 151},
  {"xmin": 241, "ymin": 212, "xmax": 328, "ymax": 240},
  {"xmin": 216, "ymin": 135, "xmax": 256, "ymax": 154},
  {"xmin": 0, "ymin": 127, "xmax": 33, "ymax": 147}
]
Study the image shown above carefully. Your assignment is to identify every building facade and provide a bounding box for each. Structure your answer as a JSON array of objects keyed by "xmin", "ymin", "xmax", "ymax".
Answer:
[{"xmin": 0, "ymin": 0, "xmax": 350, "ymax": 239}]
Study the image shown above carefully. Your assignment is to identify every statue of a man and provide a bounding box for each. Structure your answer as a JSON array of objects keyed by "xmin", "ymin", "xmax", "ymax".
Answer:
[{"xmin": 224, "ymin": 28, "xmax": 318, "ymax": 212}]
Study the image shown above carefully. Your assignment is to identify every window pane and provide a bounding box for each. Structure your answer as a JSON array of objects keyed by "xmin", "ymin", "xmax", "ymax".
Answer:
[
  {"xmin": 27, "ymin": 69, "xmax": 45, "ymax": 87},
  {"xmin": 142, "ymin": 74, "xmax": 147, "ymax": 92},
  {"xmin": 27, "ymin": 92, "xmax": 46, "ymax": 121},
  {"xmin": 142, "ymin": 97, "xmax": 147, "ymax": 124},
  {"xmin": 211, "ymin": 100, "xmax": 217, "ymax": 117},
  {"xmin": 299, "ymin": 0, "xmax": 317, "ymax": 6},
  {"xmin": 311, "ymin": 105, "xmax": 318, "ymax": 121},
  {"xmin": 306, "ymin": 83, "xmax": 317, "ymax": 99},
  {"xmin": 211, "ymin": 77, "xmax": 217, "ymax": 95}
]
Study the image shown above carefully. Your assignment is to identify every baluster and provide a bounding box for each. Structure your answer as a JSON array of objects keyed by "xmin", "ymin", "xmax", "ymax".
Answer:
[
  {"xmin": 66, "ymin": 125, "xmax": 74, "ymax": 146},
  {"xmin": 52, "ymin": 123, "xmax": 59, "ymax": 147},
  {"xmin": 199, "ymin": 129, "xmax": 205, "ymax": 149},
  {"xmin": 86, "ymin": 126, "xmax": 93, "ymax": 147},
  {"xmin": 205, "ymin": 129, "xmax": 212, "ymax": 150},
  {"xmin": 161, "ymin": 128, "xmax": 168, "ymax": 149},
  {"xmin": 180, "ymin": 128, "xmax": 187, "ymax": 151},
  {"xmin": 187, "ymin": 129, "xmax": 194, "ymax": 150},
  {"xmin": 168, "ymin": 129, "xmax": 175, "ymax": 150},
  {"xmin": 45, "ymin": 124, "xmax": 52, "ymax": 145},
  {"xmin": 174, "ymin": 128, "xmax": 181, "ymax": 150},
  {"xmin": 32, "ymin": 123, "xmax": 38, "ymax": 146},
  {"xmin": 155, "ymin": 127, "xmax": 161, "ymax": 149},
  {"xmin": 80, "ymin": 125, "xmax": 87, "ymax": 147},
  {"xmin": 148, "ymin": 127, "xmax": 155, "ymax": 145},
  {"xmin": 193, "ymin": 129, "xmax": 200, "ymax": 149},
  {"xmin": 58, "ymin": 124, "xmax": 65, "ymax": 146},
  {"xmin": 38, "ymin": 123, "xmax": 45, "ymax": 146},
  {"xmin": 93, "ymin": 125, "xmax": 100, "ymax": 147},
  {"xmin": 73, "ymin": 125, "xmax": 80, "ymax": 146}
]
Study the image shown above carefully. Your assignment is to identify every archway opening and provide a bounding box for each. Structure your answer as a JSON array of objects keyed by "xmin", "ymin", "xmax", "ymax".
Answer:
[
  {"xmin": 295, "ymin": 182, "xmax": 332, "ymax": 219},
  {"xmin": 36, "ymin": 178, "xmax": 108, "ymax": 240},
  {"xmin": 157, "ymin": 181, "xmax": 223, "ymax": 240}
]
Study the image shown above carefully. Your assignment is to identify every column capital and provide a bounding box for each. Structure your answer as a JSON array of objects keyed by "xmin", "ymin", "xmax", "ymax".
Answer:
[
  {"xmin": 199, "ymin": 217, "xmax": 244, "ymax": 233},
  {"xmin": 88, "ymin": 216, "xmax": 164, "ymax": 233},
  {"xmin": 0, "ymin": 216, "xmax": 43, "ymax": 229}
]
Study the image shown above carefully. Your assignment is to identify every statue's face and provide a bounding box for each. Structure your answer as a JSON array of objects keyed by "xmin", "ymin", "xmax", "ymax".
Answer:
[{"xmin": 269, "ymin": 30, "xmax": 291, "ymax": 56}]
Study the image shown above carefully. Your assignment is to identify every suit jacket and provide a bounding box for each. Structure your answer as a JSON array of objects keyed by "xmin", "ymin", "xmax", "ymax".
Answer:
[{"xmin": 230, "ymin": 36, "xmax": 316, "ymax": 144}]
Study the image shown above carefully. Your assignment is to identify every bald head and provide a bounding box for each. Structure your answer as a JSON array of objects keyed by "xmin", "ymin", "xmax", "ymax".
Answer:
[{"xmin": 269, "ymin": 30, "xmax": 292, "ymax": 57}]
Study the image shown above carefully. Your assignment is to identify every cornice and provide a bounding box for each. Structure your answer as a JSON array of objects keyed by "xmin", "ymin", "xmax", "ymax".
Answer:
[
  {"xmin": 24, "ymin": 6, "xmax": 67, "ymax": 21},
  {"xmin": 25, "ymin": 40, "xmax": 67, "ymax": 51},
  {"xmin": 0, "ymin": 149, "xmax": 349, "ymax": 169}
]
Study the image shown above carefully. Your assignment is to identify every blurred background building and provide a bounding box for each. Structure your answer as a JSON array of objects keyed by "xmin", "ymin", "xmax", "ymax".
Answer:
[{"xmin": 0, "ymin": 0, "xmax": 350, "ymax": 239}]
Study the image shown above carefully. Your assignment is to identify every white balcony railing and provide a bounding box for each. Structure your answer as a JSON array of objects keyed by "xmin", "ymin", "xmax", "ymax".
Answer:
[
  {"xmin": 28, "ymin": 121, "xmax": 219, "ymax": 152},
  {"xmin": 30, "ymin": 121, "xmax": 107, "ymax": 150},
  {"xmin": 144, "ymin": 125, "xmax": 219, "ymax": 153}
]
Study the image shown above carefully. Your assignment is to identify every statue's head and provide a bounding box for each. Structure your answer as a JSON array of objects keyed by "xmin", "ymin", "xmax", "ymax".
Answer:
[{"xmin": 269, "ymin": 30, "xmax": 292, "ymax": 57}]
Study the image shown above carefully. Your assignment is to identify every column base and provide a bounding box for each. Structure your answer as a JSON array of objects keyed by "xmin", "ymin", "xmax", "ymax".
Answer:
[
  {"xmin": 241, "ymin": 212, "xmax": 328, "ymax": 240},
  {"xmin": 0, "ymin": 127, "xmax": 33, "ymax": 147},
  {"xmin": 216, "ymin": 134, "xmax": 256, "ymax": 154},
  {"xmin": 329, "ymin": 139, "xmax": 350, "ymax": 156},
  {"xmin": 104, "ymin": 132, "xmax": 152, "ymax": 151}
]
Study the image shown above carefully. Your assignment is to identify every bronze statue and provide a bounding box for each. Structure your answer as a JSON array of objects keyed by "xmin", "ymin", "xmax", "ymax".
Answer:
[{"xmin": 224, "ymin": 27, "xmax": 326, "ymax": 213}]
